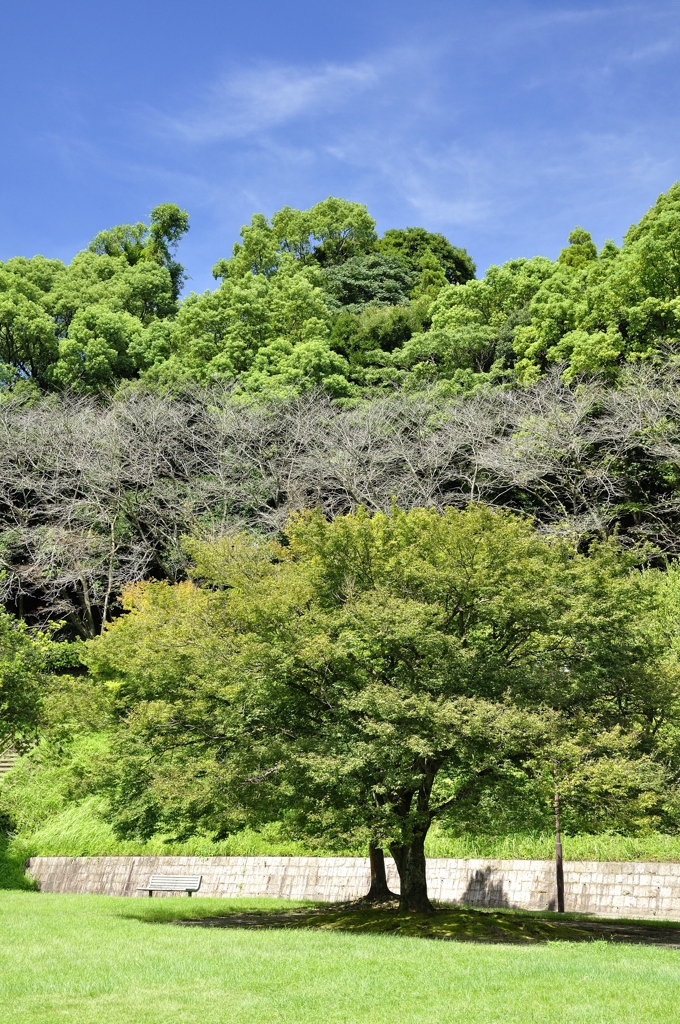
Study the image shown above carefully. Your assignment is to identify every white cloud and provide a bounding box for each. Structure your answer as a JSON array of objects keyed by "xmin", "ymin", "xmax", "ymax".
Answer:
[
  {"xmin": 53, "ymin": 6, "xmax": 680, "ymax": 288},
  {"xmin": 613, "ymin": 37, "xmax": 678, "ymax": 63},
  {"xmin": 137, "ymin": 27, "xmax": 680, "ymax": 256},
  {"xmin": 157, "ymin": 60, "xmax": 381, "ymax": 144}
]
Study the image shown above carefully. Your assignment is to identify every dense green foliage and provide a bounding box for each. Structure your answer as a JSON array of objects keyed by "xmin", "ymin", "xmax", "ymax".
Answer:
[
  {"xmin": 4, "ymin": 500, "xmax": 680, "ymax": 900},
  {"xmin": 0, "ymin": 610, "xmax": 79, "ymax": 751},
  {"xmin": 9, "ymin": 773, "xmax": 680, "ymax": 863},
  {"xmin": 2, "ymin": 185, "xmax": 680, "ymax": 396},
  {"xmin": 5, "ymin": 725, "xmax": 680, "ymax": 864},
  {"xmin": 0, "ymin": 205, "xmax": 188, "ymax": 391}
]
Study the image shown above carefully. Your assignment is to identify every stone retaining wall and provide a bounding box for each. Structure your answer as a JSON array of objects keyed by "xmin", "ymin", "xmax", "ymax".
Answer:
[{"xmin": 25, "ymin": 855, "xmax": 680, "ymax": 921}]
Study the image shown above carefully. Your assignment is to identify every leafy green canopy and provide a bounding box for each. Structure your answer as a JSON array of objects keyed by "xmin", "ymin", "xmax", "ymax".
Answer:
[
  {"xmin": 377, "ymin": 227, "xmax": 476, "ymax": 287},
  {"xmin": 179, "ymin": 185, "xmax": 680, "ymax": 394},
  {"xmin": 0, "ymin": 205, "xmax": 188, "ymax": 392},
  {"xmin": 150, "ymin": 199, "xmax": 471, "ymax": 397},
  {"xmin": 0, "ymin": 196, "xmax": 474, "ymax": 397},
  {"xmin": 3, "ymin": 185, "xmax": 680, "ymax": 397},
  {"xmin": 512, "ymin": 188, "xmax": 680, "ymax": 382},
  {"xmin": 85, "ymin": 506, "xmax": 677, "ymax": 910},
  {"xmin": 88, "ymin": 204, "xmax": 190, "ymax": 301}
]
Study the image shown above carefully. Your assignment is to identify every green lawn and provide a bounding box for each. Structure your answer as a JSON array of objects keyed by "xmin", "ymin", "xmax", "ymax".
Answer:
[{"xmin": 3, "ymin": 893, "xmax": 680, "ymax": 1023}]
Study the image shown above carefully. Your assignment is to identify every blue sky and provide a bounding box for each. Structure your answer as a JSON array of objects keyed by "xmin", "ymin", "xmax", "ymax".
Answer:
[{"xmin": 2, "ymin": 1, "xmax": 679, "ymax": 291}]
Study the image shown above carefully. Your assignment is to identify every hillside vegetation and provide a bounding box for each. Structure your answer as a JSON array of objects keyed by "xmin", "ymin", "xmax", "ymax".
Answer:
[
  {"xmin": 2, "ymin": 187, "xmax": 679, "ymax": 397},
  {"xmin": 4, "ymin": 187, "xmax": 680, "ymax": 888}
]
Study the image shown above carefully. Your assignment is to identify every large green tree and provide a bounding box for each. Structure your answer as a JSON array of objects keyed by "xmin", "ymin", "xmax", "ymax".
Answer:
[
  {"xmin": 88, "ymin": 203, "xmax": 190, "ymax": 301},
  {"xmin": 377, "ymin": 227, "xmax": 476, "ymax": 287},
  {"xmin": 514, "ymin": 185, "xmax": 680, "ymax": 382},
  {"xmin": 86, "ymin": 506, "xmax": 673, "ymax": 911}
]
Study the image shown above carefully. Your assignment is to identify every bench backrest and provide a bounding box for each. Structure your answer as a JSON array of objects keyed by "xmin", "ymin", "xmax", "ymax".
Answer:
[{"xmin": 147, "ymin": 874, "xmax": 202, "ymax": 891}]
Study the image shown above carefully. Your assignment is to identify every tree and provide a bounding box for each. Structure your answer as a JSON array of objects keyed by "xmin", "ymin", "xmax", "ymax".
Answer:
[
  {"xmin": 273, "ymin": 197, "xmax": 378, "ymax": 266},
  {"xmin": 0, "ymin": 204, "xmax": 188, "ymax": 392},
  {"xmin": 8, "ymin": 369, "xmax": 680, "ymax": 637},
  {"xmin": 328, "ymin": 303, "xmax": 429, "ymax": 377},
  {"xmin": 514, "ymin": 185, "xmax": 680, "ymax": 383},
  {"xmin": 410, "ymin": 250, "xmax": 449, "ymax": 301},
  {"xmin": 89, "ymin": 204, "xmax": 189, "ymax": 301},
  {"xmin": 85, "ymin": 506, "xmax": 668, "ymax": 911},
  {"xmin": 203, "ymin": 202, "xmax": 482, "ymax": 393},
  {"xmin": 0, "ymin": 257, "xmax": 63, "ymax": 388},
  {"xmin": 322, "ymin": 253, "xmax": 416, "ymax": 310},
  {"xmin": 413, "ymin": 256, "xmax": 553, "ymax": 382},
  {"xmin": 146, "ymin": 260, "xmax": 348, "ymax": 394},
  {"xmin": 377, "ymin": 227, "xmax": 476, "ymax": 286},
  {"xmin": 557, "ymin": 228, "xmax": 598, "ymax": 271},
  {"xmin": 213, "ymin": 198, "xmax": 378, "ymax": 283}
]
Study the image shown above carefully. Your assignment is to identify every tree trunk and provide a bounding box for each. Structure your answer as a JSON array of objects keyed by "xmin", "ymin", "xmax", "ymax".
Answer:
[
  {"xmin": 390, "ymin": 833, "xmax": 433, "ymax": 913},
  {"xmin": 363, "ymin": 844, "xmax": 399, "ymax": 903}
]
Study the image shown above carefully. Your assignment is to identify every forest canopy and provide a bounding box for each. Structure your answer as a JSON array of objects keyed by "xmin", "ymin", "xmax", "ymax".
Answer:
[{"xmin": 3, "ymin": 186, "xmax": 679, "ymax": 397}]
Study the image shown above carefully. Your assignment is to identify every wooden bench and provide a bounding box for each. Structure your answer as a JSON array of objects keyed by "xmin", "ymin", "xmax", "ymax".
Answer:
[{"xmin": 136, "ymin": 874, "xmax": 202, "ymax": 897}]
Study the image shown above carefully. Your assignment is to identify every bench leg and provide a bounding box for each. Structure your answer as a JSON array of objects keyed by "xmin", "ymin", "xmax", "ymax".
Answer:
[
  {"xmin": 148, "ymin": 890, "xmax": 153, "ymax": 897},
  {"xmin": 188, "ymin": 890, "xmax": 192, "ymax": 897}
]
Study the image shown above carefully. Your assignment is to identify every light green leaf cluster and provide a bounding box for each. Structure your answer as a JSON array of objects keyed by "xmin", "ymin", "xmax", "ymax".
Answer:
[
  {"xmin": 137, "ymin": 197, "xmax": 379, "ymax": 396},
  {"xmin": 141, "ymin": 260, "xmax": 347, "ymax": 394},
  {"xmin": 0, "ymin": 610, "xmax": 62, "ymax": 749},
  {"xmin": 396, "ymin": 257, "xmax": 554, "ymax": 379},
  {"xmin": 0, "ymin": 205, "xmax": 187, "ymax": 392},
  {"xmin": 514, "ymin": 185, "xmax": 680, "ymax": 382}
]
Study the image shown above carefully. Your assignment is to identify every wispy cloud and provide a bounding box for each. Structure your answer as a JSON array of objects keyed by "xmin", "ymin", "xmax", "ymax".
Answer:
[
  {"xmin": 613, "ymin": 37, "xmax": 679, "ymax": 63},
  {"xmin": 323, "ymin": 129, "xmax": 495, "ymax": 227},
  {"xmin": 156, "ymin": 60, "xmax": 382, "ymax": 143},
  {"xmin": 50, "ymin": 4, "xmax": 680, "ymax": 287}
]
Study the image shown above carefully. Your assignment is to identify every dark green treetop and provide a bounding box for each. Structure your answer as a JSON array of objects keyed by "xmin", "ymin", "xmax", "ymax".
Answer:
[{"xmin": 378, "ymin": 226, "xmax": 476, "ymax": 286}]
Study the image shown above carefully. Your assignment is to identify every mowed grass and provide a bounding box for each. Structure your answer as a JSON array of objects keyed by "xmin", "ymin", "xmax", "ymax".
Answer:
[{"xmin": 3, "ymin": 893, "xmax": 680, "ymax": 1023}]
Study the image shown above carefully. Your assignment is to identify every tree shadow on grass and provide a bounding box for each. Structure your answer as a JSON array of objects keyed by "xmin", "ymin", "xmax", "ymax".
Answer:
[{"xmin": 124, "ymin": 901, "xmax": 680, "ymax": 947}]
